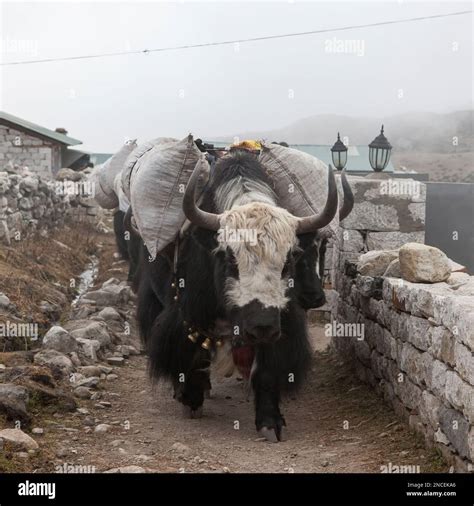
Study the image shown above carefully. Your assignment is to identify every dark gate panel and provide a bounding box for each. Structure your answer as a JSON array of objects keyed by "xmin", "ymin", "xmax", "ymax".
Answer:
[{"xmin": 425, "ymin": 182, "xmax": 474, "ymax": 274}]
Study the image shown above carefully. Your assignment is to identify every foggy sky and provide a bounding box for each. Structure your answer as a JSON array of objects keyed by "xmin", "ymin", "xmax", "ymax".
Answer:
[{"xmin": 1, "ymin": 1, "xmax": 472, "ymax": 152}]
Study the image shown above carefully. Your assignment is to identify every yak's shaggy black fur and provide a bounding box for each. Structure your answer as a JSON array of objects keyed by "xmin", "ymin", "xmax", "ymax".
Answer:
[
  {"xmin": 113, "ymin": 210, "xmax": 129, "ymax": 261},
  {"xmin": 139, "ymin": 150, "xmax": 326, "ymax": 438}
]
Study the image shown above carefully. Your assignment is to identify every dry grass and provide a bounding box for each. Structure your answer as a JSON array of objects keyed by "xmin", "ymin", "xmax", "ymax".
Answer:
[{"xmin": 0, "ymin": 220, "xmax": 108, "ymax": 349}]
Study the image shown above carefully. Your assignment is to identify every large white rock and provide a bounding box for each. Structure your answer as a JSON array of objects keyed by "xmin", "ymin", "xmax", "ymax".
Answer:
[
  {"xmin": 0, "ymin": 428, "xmax": 38, "ymax": 450},
  {"xmin": 399, "ymin": 243, "xmax": 451, "ymax": 283},
  {"xmin": 42, "ymin": 326, "xmax": 78, "ymax": 353}
]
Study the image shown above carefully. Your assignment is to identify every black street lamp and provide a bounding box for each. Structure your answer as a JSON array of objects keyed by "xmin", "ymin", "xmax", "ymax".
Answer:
[
  {"xmin": 369, "ymin": 125, "xmax": 392, "ymax": 172},
  {"xmin": 330, "ymin": 133, "xmax": 348, "ymax": 171}
]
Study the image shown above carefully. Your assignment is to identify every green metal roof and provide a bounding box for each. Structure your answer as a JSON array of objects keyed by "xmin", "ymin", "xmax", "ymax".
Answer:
[
  {"xmin": 0, "ymin": 111, "xmax": 82, "ymax": 146},
  {"xmin": 89, "ymin": 153, "xmax": 113, "ymax": 166},
  {"xmin": 207, "ymin": 141, "xmax": 393, "ymax": 172}
]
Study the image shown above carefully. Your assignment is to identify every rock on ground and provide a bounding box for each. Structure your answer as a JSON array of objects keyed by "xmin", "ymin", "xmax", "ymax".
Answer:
[
  {"xmin": 34, "ymin": 349, "xmax": 74, "ymax": 376},
  {"xmin": 42, "ymin": 326, "xmax": 78, "ymax": 353},
  {"xmin": 0, "ymin": 383, "xmax": 29, "ymax": 404},
  {"xmin": 84, "ymin": 285, "xmax": 129, "ymax": 306},
  {"xmin": 74, "ymin": 386, "xmax": 93, "ymax": 399},
  {"xmin": 98, "ymin": 307, "xmax": 121, "ymax": 321},
  {"xmin": 0, "ymin": 384, "xmax": 30, "ymax": 423},
  {"xmin": 0, "ymin": 428, "xmax": 38, "ymax": 450},
  {"xmin": 78, "ymin": 366, "xmax": 102, "ymax": 377},
  {"xmin": 70, "ymin": 321, "xmax": 111, "ymax": 348},
  {"xmin": 95, "ymin": 424, "xmax": 112, "ymax": 433},
  {"xmin": 74, "ymin": 376, "xmax": 100, "ymax": 389}
]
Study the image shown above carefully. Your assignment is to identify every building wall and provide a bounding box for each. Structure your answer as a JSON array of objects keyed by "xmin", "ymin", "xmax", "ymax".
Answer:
[{"xmin": 0, "ymin": 124, "xmax": 55, "ymax": 179}]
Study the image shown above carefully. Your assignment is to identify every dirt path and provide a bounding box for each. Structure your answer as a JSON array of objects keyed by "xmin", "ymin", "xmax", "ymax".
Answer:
[{"xmin": 27, "ymin": 236, "xmax": 447, "ymax": 474}]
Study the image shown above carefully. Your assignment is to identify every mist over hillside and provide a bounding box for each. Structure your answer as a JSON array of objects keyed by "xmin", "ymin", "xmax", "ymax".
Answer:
[{"xmin": 215, "ymin": 110, "xmax": 473, "ymax": 154}]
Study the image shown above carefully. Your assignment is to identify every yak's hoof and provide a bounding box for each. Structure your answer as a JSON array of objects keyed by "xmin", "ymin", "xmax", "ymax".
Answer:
[
  {"xmin": 258, "ymin": 419, "xmax": 286, "ymax": 442},
  {"xmin": 259, "ymin": 427, "xmax": 279, "ymax": 443},
  {"xmin": 182, "ymin": 405, "xmax": 203, "ymax": 419}
]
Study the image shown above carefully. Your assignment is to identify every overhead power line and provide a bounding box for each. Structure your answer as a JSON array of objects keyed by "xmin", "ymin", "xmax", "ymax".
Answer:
[{"xmin": 1, "ymin": 9, "xmax": 471, "ymax": 66}]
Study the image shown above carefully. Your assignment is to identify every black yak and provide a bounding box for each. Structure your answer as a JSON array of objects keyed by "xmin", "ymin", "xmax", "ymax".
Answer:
[{"xmin": 139, "ymin": 150, "xmax": 352, "ymax": 442}]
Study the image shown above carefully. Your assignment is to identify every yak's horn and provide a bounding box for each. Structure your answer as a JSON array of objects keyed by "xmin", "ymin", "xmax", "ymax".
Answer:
[
  {"xmin": 183, "ymin": 159, "xmax": 221, "ymax": 231},
  {"xmin": 297, "ymin": 165, "xmax": 338, "ymax": 234},
  {"xmin": 339, "ymin": 169, "xmax": 354, "ymax": 221}
]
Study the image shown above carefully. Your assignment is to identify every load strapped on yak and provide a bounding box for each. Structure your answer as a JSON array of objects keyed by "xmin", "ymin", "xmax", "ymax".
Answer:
[
  {"xmin": 122, "ymin": 135, "xmax": 352, "ymax": 262},
  {"xmin": 89, "ymin": 139, "xmax": 138, "ymax": 209}
]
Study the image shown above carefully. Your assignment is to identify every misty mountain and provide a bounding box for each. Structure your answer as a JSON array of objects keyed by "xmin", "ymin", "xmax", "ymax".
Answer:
[{"xmin": 215, "ymin": 110, "xmax": 473, "ymax": 154}]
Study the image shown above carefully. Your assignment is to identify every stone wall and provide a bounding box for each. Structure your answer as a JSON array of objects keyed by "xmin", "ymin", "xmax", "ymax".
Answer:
[
  {"xmin": 329, "ymin": 175, "xmax": 425, "ymax": 288},
  {"xmin": 0, "ymin": 125, "xmax": 57, "ymax": 180},
  {"xmin": 0, "ymin": 169, "xmax": 97, "ymax": 244},
  {"xmin": 331, "ymin": 176, "xmax": 474, "ymax": 470}
]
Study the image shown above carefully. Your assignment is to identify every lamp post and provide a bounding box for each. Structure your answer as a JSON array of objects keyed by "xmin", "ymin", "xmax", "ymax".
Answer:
[
  {"xmin": 330, "ymin": 133, "xmax": 348, "ymax": 171},
  {"xmin": 369, "ymin": 125, "xmax": 392, "ymax": 172}
]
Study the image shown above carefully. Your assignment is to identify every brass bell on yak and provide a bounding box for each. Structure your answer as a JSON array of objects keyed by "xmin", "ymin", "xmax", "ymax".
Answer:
[
  {"xmin": 187, "ymin": 331, "xmax": 199, "ymax": 343},
  {"xmin": 201, "ymin": 337, "xmax": 212, "ymax": 350}
]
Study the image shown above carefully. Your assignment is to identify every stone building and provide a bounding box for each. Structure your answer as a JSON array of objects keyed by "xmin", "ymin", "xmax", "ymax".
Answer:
[{"xmin": 0, "ymin": 111, "xmax": 82, "ymax": 179}]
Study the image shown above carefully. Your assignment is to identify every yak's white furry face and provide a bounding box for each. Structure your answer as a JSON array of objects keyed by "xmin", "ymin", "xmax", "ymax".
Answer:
[{"xmin": 217, "ymin": 201, "xmax": 300, "ymax": 309}]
